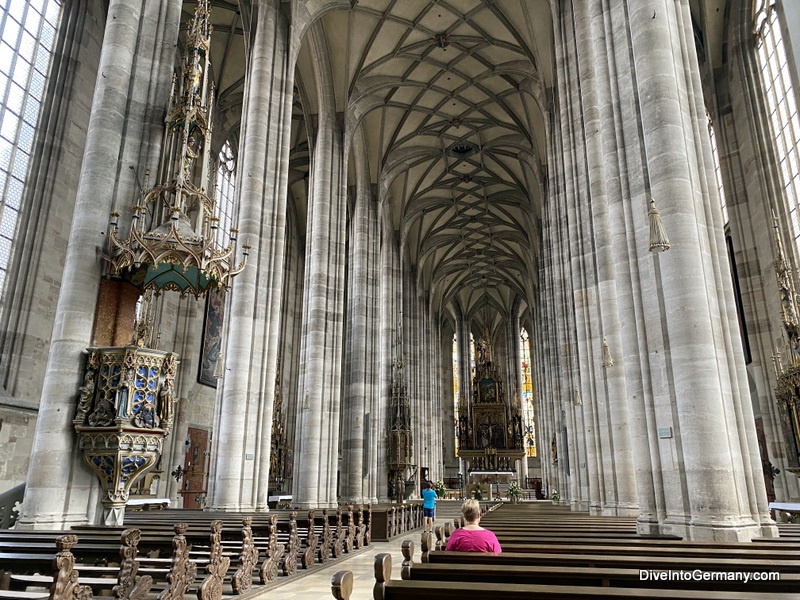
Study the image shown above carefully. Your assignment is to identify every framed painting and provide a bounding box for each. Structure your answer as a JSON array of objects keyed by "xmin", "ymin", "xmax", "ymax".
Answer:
[{"xmin": 198, "ymin": 287, "xmax": 225, "ymax": 387}]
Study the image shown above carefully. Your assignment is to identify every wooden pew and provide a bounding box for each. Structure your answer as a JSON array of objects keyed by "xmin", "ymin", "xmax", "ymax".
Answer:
[
  {"xmin": 332, "ymin": 553, "xmax": 794, "ymax": 600},
  {"xmin": 400, "ymin": 539, "xmax": 800, "ymax": 594}
]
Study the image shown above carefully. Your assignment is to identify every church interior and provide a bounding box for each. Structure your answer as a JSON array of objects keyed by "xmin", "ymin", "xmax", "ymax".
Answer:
[{"xmin": 4, "ymin": 0, "xmax": 800, "ymax": 596}]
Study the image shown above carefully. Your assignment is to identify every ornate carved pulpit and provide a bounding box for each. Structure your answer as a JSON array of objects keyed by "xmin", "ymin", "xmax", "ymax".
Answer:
[{"xmin": 73, "ymin": 346, "xmax": 177, "ymax": 524}]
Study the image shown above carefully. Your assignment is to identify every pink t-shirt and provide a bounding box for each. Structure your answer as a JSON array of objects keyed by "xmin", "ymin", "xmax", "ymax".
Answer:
[{"xmin": 445, "ymin": 528, "xmax": 502, "ymax": 553}]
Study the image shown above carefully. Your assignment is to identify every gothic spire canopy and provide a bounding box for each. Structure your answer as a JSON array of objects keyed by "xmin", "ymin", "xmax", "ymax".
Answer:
[{"xmin": 105, "ymin": 0, "xmax": 247, "ymax": 297}]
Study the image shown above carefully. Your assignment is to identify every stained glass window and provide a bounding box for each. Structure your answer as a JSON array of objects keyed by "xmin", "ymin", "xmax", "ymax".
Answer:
[
  {"xmin": 519, "ymin": 328, "xmax": 536, "ymax": 457},
  {"xmin": 0, "ymin": 0, "xmax": 61, "ymax": 297},
  {"xmin": 469, "ymin": 332, "xmax": 476, "ymax": 381}
]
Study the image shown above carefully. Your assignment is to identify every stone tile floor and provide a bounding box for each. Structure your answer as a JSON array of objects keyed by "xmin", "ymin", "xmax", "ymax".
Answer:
[{"xmin": 250, "ymin": 534, "xmax": 410, "ymax": 600}]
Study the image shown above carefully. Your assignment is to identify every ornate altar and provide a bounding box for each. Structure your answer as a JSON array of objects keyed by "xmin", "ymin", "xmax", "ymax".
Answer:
[
  {"xmin": 772, "ymin": 216, "xmax": 800, "ymax": 474},
  {"xmin": 457, "ymin": 337, "xmax": 524, "ymax": 472},
  {"xmin": 73, "ymin": 346, "xmax": 178, "ymax": 524}
]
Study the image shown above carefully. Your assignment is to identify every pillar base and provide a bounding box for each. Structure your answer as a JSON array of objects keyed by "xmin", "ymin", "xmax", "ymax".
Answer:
[
  {"xmin": 660, "ymin": 516, "xmax": 773, "ymax": 541},
  {"xmin": 102, "ymin": 505, "xmax": 125, "ymax": 527},
  {"xmin": 292, "ymin": 501, "xmax": 338, "ymax": 510},
  {"xmin": 570, "ymin": 500, "xmax": 590, "ymax": 512},
  {"xmin": 601, "ymin": 502, "xmax": 639, "ymax": 517},
  {"xmin": 15, "ymin": 512, "xmax": 89, "ymax": 530},
  {"xmin": 636, "ymin": 516, "xmax": 661, "ymax": 536},
  {"xmin": 205, "ymin": 503, "xmax": 256, "ymax": 512}
]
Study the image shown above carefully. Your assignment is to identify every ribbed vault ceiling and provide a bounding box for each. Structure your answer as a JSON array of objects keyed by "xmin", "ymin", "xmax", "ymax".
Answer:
[
  {"xmin": 298, "ymin": 0, "xmax": 554, "ymax": 334},
  {"xmin": 186, "ymin": 0, "xmax": 728, "ymax": 338},
  {"xmin": 185, "ymin": 0, "xmax": 552, "ymax": 335}
]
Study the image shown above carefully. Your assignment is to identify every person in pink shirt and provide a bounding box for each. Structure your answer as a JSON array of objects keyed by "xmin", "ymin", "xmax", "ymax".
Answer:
[{"xmin": 445, "ymin": 498, "xmax": 502, "ymax": 553}]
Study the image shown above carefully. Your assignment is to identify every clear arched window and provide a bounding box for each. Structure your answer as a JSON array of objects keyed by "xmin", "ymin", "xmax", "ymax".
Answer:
[
  {"xmin": 0, "ymin": 0, "xmax": 61, "ymax": 295},
  {"xmin": 214, "ymin": 140, "xmax": 236, "ymax": 249},
  {"xmin": 707, "ymin": 116, "xmax": 728, "ymax": 224},
  {"xmin": 755, "ymin": 0, "xmax": 800, "ymax": 243},
  {"xmin": 519, "ymin": 328, "xmax": 536, "ymax": 457}
]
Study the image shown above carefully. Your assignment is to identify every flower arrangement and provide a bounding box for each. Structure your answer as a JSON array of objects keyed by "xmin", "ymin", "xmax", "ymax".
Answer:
[
  {"xmin": 433, "ymin": 479, "xmax": 447, "ymax": 498},
  {"xmin": 551, "ymin": 489, "xmax": 561, "ymax": 502},
  {"xmin": 507, "ymin": 479, "xmax": 522, "ymax": 501}
]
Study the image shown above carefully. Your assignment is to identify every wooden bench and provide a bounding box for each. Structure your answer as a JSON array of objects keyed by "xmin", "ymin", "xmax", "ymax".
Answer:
[
  {"xmin": 399, "ymin": 539, "xmax": 800, "ymax": 594},
  {"xmin": 330, "ymin": 552, "xmax": 796, "ymax": 600}
]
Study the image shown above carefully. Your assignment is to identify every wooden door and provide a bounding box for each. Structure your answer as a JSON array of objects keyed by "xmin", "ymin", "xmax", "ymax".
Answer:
[{"xmin": 181, "ymin": 427, "xmax": 209, "ymax": 508}]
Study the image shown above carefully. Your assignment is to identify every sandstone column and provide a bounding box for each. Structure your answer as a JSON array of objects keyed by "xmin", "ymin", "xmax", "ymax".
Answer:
[
  {"xmin": 208, "ymin": 0, "xmax": 294, "ymax": 511},
  {"xmin": 292, "ymin": 23, "xmax": 348, "ymax": 509}
]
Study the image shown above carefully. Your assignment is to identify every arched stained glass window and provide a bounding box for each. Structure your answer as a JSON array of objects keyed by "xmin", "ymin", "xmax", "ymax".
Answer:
[
  {"xmin": 0, "ymin": 0, "xmax": 61, "ymax": 296},
  {"xmin": 519, "ymin": 328, "xmax": 536, "ymax": 457},
  {"xmin": 469, "ymin": 332, "xmax": 476, "ymax": 381}
]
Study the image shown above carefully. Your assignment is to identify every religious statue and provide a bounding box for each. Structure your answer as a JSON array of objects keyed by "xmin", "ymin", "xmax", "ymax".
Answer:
[
  {"xmin": 551, "ymin": 433, "xmax": 558, "ymax": 464},
  {"xmin": 458, "ymin": 415, "xmax": 468, "ymax": 449},
  {"xmin": 88, "ymin": 396, "xmax": 116, "ymax": 427},
  {"xmin": 74, "ymin": 370, "xmax": 96, "ymax": 422},
  {"xmin": 134, "ymin": 402, "xmax": 160, "ymax": 429},
  {"xmin": 182, "ymin": 136, "xmax": 199, "ymax": 184},
  {"xmin": 189, "ymin": 52, "xmax": 203, "ymax": 100},
  {"xmin": 159, "ymin": 379, "xmax": 174, "ymax": 425}
]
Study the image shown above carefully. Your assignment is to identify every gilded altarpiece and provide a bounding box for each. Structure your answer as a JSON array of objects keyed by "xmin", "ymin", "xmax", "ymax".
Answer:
[{"xmin": 457, "ymin": 341, "xmax": 524, "ymax": 472}]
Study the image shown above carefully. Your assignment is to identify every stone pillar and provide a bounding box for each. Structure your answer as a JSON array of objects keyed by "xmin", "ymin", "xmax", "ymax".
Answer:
[
  {"xmin": 440, "ymin": 321, "xmax": 458, "ymax": 475},
  {"xmin": 573, "ymin": 0, "xmax": 639, "ymax": 517},
  {"xmin": 17, "ymin": 0, "xmax": 181, "ymax": 529},
  {"xmin": 208, "ymin": 0, "xmax": 294, "ymax": 511},
  {"xmin": 341, "ymin": 133, "xmax": 378, "ymax": 504},
  {"xmin": 292, "ymin": 23, "xmax": 348, "ymax": 509},
  {"xmin": 627, "ymin": 0, "xmax": 772, "ymax": 539},
  {"xmin": 374, "ymin": 199, "xmax": 399, "ymax": 503}
]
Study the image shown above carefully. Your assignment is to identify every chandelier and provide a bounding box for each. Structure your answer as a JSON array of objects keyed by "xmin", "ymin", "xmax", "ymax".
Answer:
[{"xmin": 105, "ymin": 0, "xmax": 248, "ymax": 297}]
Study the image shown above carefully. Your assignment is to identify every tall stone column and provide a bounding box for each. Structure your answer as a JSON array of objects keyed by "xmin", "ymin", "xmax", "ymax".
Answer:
[
  {"xmin": 440, "ymin": 321, "xmax": 457, "ymax": 475},
  {"xmin": 341, "ymin": 133, "xmax": 378, "ymax": 504},
  {"xmin": 17, "ymin": 0, "xmax": 181, "ymax": 529},
  {"xmin": 573, "ymin": 0, "xmax": 639, "ymax": 516},
  {"xmin": 590, "ymin": 0, "xmax": 665, "ymax": 532},
  {"xmin": 626, "ymin": 0, "xmax": 773, "ymax": 539},
  {"xmin": 552, "ymin": 6, "xmax": 605, "ymax": 512},
  {"xmin": 292, "ymin": 23, "xmax": 348, "ymax": 509},
  {"xmin": 208, "ymin": 0, "xmax": 294, "ymax": 511},
  {"xmin": 374, "ymin": 200, "xmax": 399, "ymax": 503}
]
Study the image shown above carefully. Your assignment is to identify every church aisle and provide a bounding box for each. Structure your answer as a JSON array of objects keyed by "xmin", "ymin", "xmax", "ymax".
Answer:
[{"xmin": 252, "ymin": 535, "xmax": 410, "ymax": 600}]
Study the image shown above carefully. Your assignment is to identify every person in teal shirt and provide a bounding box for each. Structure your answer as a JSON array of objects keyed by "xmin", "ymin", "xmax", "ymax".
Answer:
[{"xmin": 421, "ymin": 480, "xmax": 437, "ymax": 533}]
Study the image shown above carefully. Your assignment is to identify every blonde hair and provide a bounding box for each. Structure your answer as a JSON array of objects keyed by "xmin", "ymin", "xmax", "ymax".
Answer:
[{"xmin": 462, "ymin": 499, "xmax": 481, "ymax": 523}]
